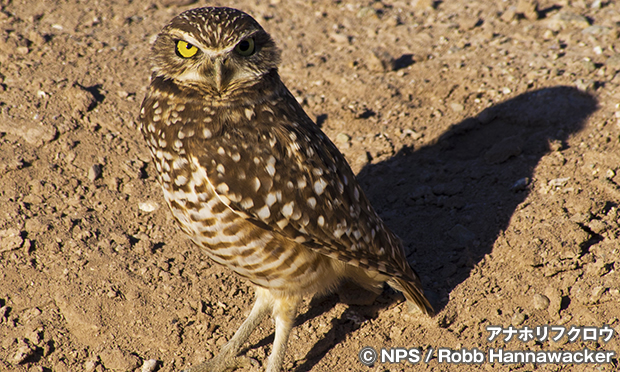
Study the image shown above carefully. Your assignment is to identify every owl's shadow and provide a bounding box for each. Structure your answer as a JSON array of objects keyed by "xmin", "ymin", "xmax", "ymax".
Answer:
[
  {"xmin": 245, "ymin": 86, "xmax": 597, "ymax": 371},
  {"xmin": 357, "ymin": 86, "xmax": 597, "ymax": 313}
]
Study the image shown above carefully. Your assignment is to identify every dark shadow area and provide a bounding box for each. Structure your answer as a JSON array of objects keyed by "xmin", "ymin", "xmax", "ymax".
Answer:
[
  {"xmin": 393, "ymin": 54, "xmax": 415, "ymax": 71},
  {"xmin": 315, "ymin": 113, "xmax": 328, "ymax": 128},
  {"xmin": 81, "ymin": 83, "xmax": 106, "ymax": 108},
  {"xmin": 537, "ymin": 5, "xmax": 562, "ymax": 19},
  {"xmin": 354, "ymin": 86, "xmax": 597, "ymax": 312},
  {"xmin": 287, "ymin": 86, "xmax": 596, "ymax": 370}
]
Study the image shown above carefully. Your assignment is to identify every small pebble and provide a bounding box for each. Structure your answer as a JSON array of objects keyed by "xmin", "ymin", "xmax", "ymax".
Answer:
[
  {"xmin": 532, "ymin": 294, "xmax": 550, "ymax": 310},
  {"xmin": 512, "ymin": 311, "xmax": 526, "ymax": 326},
  {"xmin": 335, "ymin": 133, "xmax": 351, "ymax": 144},
  {"xmin": 548, "ymin": 177, "xmax": 570, "ymax": 187},
  {"xmin": 141, "ymin": 359, "xmax": 159, "ymax": 372},
  {"xmin": 511, "ymin": 177, "xmax": 530, "ymax": 191},
  {"xmin": 88, "ymin": 164, "xmax": 102, "ymax": 181},
  {"xmin": 138, "ymin": 201, "xmax": 160, "ymax": 212},
  {"xmin": 449, "ymin": 102, "xmax": 464, "ymax": 112}
]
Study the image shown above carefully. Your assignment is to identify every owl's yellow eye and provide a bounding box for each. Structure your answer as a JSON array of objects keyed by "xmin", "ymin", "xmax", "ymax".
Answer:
[
  {"xmin": 176, "ymin": 40, "xmax": 198, "ymax": 58},
  {"xmin": 234, "ymin": 38, "xmax": 255, "ymax": 56}
]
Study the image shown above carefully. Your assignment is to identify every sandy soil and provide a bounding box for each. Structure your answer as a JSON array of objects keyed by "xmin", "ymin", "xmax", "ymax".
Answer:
[{"xmin": 1, "ymin": 0, "xmax": 619, "ymax": 371}]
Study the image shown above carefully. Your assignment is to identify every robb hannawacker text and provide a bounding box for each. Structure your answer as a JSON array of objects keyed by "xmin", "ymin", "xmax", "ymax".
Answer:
[{"xmin": 488, "ymin": 348, "xmax": 615, "ymax": 364}]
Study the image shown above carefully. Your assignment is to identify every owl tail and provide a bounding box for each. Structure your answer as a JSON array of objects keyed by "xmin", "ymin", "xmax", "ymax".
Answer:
[{"xmin": 389, "ymin": 278, "xmax": 435, "ymax": 316}]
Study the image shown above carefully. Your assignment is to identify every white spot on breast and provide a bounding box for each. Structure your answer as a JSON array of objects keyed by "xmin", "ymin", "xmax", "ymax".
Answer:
[
  {"xmin": 216, "ymin": 183, "xmax": 229, "ymax": 193},
  {"xmin": 245, "ymin": 108, "xmax": 254, "ymax": 120},
  {"xmin": 217, "ymin": 147, "xmax": 226, "ymax": 155},
  {"xmin": 176, "ymin": 104, "xmax": 185, "ymax": 112},
  {"xmin": 286, "ymin": 181, "xmax": 294, "ymax": 189},
  {"xmin": 231, "ymin": 153, "xmax": 241, "ymax": 162},
  {"xmin": 203, "ymin": 128, "xmax": 212, "ymax": 138},
  {"xmin": 174, "ymin": 140, "xmax": 183, "ymax": 149},
  {"xmin": 257, "ymin": 205, "xmax": 271, "ymax": 219},
  {"xmin": 178, "ymin": 131, "xmax": 186, "ymax": 139},
  {"xmin": 312, "ymin": 168, "xmax": 323, "ymax": 176},
  {"xmin": 307, "ymin": 197, "xmax": 316, "ymax": 209},
  {"xmin": 353, "ymin": 230, "xmax": 362, "ymax": 240},
  {"xmin": 180, "ymin": 128, "xmax": 194, "ymax": 138},
  {"xmin": 253, "ymin": 177, "xmax": 261, "ymax": 192},
  {"xmin": 153, "ymin": 115, "xmax": 161, "ymax": 122},
  {"xmin": 172, "ymin": 157, "xmax": 188, "ymax": 170},
  {"xmin": 152, "ymin": 101, "xmax": 159, "ymax": 109},
  {"xmin": 276, "ymin": 219, "xmax": 288, "ymax": 229},
  {"xmin": 175, "ymin": 175, "xmax": 188, "ymax": 186},
  {"xmin": 158, "ymin": 139, "xmax": 167, "ymax": 148},
  {"xmin": 317, "ymin": 215, "xmax": 325, "ymax": 227},
  {"xmin": 241, "ymin": 197, "xmax": 254, "ymax": 209},
  {"xmin": 266, "ymin": 164, "xmax": 276, "ymax": 176},
  {"xmin": 297, "ymin": 177, "xmax": 306, "ymax": 189},
  {"xmin": 281, "ymin": 201, "xmax": 294, "ymax": 218},
  {"xmin": 314, "ymin": 179, "xmax": 327, "ymax": 195},
  {"xmin": 216, "ymin": 164, "xmax": 225, "ymax": 174},
  {"xmin": 265, "ymin": 192, "xmax": 277, "ymax": 206},
  {"xmin": 154, "ymin": 107, "xmax": 162, "ymax": 115},
  {"xmin": 333, "ymin": 228, "xmax": 344, "ymax": 239}
]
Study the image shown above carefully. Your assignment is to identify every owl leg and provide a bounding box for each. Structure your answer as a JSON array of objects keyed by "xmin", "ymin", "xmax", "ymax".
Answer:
[
  {"xmin": 182, "ymin": 287, "xmax": 272, "ymax": 372},
  {"xmin": 265, "ymin": 294, "xmax": 301, "ymax": 372}
]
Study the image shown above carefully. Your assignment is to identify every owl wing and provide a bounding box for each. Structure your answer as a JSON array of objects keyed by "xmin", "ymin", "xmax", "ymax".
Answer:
[{"xmin": 185, "ymin": 95, "xmax": 416, "ymax": 282}]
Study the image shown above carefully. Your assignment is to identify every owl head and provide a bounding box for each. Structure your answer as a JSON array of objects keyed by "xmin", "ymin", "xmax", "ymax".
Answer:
[{"xmin": 151, "ymin": 7, "xmax": 281, "ymax": 96}]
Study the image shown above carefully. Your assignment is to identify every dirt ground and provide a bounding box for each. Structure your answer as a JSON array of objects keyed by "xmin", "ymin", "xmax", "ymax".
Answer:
[{"xmin": 0, "ymin": 0, "xmax": 619, "ymax": 371}]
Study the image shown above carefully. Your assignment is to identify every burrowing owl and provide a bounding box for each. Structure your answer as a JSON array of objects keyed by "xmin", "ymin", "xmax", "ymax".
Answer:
[{"xmin": 139, "ymin": 7, "xmax": 433, "ymax": 372}]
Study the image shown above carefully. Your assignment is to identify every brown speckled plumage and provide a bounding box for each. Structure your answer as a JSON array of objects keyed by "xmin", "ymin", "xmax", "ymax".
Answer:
[{"xmin": 139, "ymin": 7, "xmax": 433, "ymax": 372}]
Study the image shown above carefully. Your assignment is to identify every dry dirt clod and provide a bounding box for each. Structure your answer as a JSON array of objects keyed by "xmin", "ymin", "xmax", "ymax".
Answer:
[
  {"xmin": 532, "ymin": 294, "xmax": 550, "ymax": 310},
  {"xmin": 88, "ymin": 164, "xmax": 102, "ymax": 181},
  {"xmin": 12, "ymin": 339, "xmax": 35, "ymax": 364},
  {"xmin": 99, "ymin": 347, "xmax": 141, "ymax": 371}
]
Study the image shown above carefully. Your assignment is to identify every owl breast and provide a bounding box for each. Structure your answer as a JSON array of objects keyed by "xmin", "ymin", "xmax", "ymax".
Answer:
[{"xmin": 140, "ymin": 84, "xmax": 344, "ymax": 294}]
